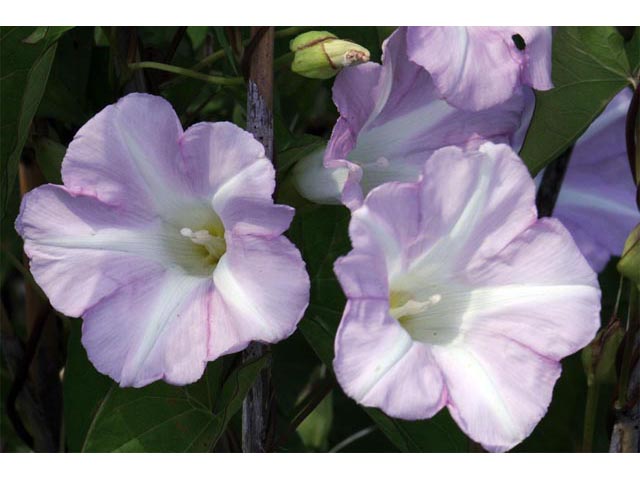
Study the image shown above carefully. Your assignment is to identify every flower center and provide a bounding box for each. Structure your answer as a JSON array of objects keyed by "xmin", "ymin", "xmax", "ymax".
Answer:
[
  {"xmin": 166, "ymin": 206, "xmax": 226, "ymax": 277},
  {"xmin": 180, "ymin": 227, "xmax": 226, "ymax": 264},
  {"xmin": 388, "ymin": 285, "xmax": 466, "ymax": 345}
]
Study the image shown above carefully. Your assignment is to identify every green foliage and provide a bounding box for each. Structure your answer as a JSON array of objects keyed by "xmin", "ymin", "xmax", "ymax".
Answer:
[
  {"xmin": 33, "ymin": 138, "xmax": 65, "ymax": 184},
  {"xmin": 38, "ymin": 28, "xmax": 94, "ymax": 126},
  {"xmin": 0, "ymin": 26, "xmax": 69, "ymax": 214},
  {"xmin": 64, "ymin": 322, "xmax": 267, "ymax": 452},
  {"xmin": 625, "ymin": 28, "xmax": 640, "ymax": 77},
  {"xmin": 520, "ymin": 27, "xmax": 634, "ymax": 175},
  {"xmin": 618, "ymin": 223, "xmax": 640, "ymax": 289}
]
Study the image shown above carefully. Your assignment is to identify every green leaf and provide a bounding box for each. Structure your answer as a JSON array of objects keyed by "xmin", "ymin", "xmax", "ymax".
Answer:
[
  {"xmin": 38, "ymin": 28, "xmax": 94, "ymax": 126},
  {"xmin": 625, "ymin": 28, "xmax": 640, "ymax": 77},
  {"xmin": 581, "ymin": 321, "xmax": 625, "ymax": 384},
  {"xmin": 213, "ymin": 27, "xmax": 239, "ymax": 76},
  {"xmin": 22, "ymin": 27, "xmax": 74, "ymax": 45},
  {"xmin": 0, "ymin": 26, "xmax": 71, "ymax": 215},
  {"xmin": 520, "ymin": 27, "xmax": 633, "ymax": 175},
  {"xmin": 64, "ymin": 322, "xmax": 267, "ymax": 452},
  {"xmin": 288, "ymin": 204, "xmax": 467, "ymax": 452},
  {"xmin": 187, "ymin": 26, "xmax": 209, "ymax": 51},
  {"xmin": 617, "ymin": 223, "xmax": 640, "ymax": 289},
  {"xmin": 33, "ymin": 137, "xmax": 65, "ymax": 184},
  {"xmin": 297, "ymin": 391, "xmax": 333, "ymax": 451}
]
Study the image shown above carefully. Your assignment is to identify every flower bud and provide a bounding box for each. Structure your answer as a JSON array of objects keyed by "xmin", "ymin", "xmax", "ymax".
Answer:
[
  {"xmin": 291, "ymin": 145, "xmax": 347, "ymax": 204},
  {"xmin": 290, "ymin": 31, "xmax": 370, "ymax": 79}
]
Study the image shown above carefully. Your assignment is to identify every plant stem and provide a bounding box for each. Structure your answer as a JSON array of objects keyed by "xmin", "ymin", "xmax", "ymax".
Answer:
[
  {"xmin": 128, "ymin": 61, "xmax": 243, "ymax": 86},
  {"xmin": 242, "ymin": 26, "xmax": 275, "ymax": 454},
  {"xmin": 192, "ymin": 50, "xmax": 226, "ymax": 72},
  {"xmin": 609, "ymin": 285, "xmax": 640, "ymax": 452},
  {"xmin": 582, "ymin": 375, "xmax": 600, "ymax": 452},
  {"xmin": 535, "ymin": 147, "xmax": 572, "ymax": 217},
  {"xmin": 618, "ymin": 285, "xmax": 638, "ymax": 408},
  {"xmin": 329, "ymin": 426, "xmax": 377, "ymax": 453}
]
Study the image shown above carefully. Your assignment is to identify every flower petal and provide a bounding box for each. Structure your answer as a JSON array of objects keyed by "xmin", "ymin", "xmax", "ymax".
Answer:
[
  {"xmin": 433, "ymin": 332, "xmax": 561, "ymax": 452},
  {"xmin": 179, "ymin": 122, "xmax": 292, "ymax": 237},
  {"xmin": 61, "ymin": 93, "xmax": 192, "ymax": 216},
  {"xmin": 462, "ymin": 218, "xmax": 600, "ymax": 360},
  {"xmin": 410, "ymin": 143, "xmax": 537, "ymax": 275},
  {"xmin": 82, "ymin": 270, "xmax": 213, "ymax": 387},
  {"xmin": 552, "ymin": 88, "xmax": 640, "ymax": 271},
  {"xmin": 406, "ymin": 27, "xmax": 552, "ymax": 111},
  {"xmin": 292, "ymin": 146, "xmax": 348, "ymax": 205},
  {"xmin": 209, "ymin": 234, "xmax": 310, "ymax": 358},
  {"xmin": 326, "ymin": 28, "xmax": 528, "ymax": 208},
  {"xmin": 333, "ymin": 299, "xmax": 445, "ymax": 420},
  {"xmin": 16, "ymin": 185, "xmax": 181, "ymax": 317},
  {"xmin": 349, "ymin": 181, "xmax": 421, "ymax": 279}
]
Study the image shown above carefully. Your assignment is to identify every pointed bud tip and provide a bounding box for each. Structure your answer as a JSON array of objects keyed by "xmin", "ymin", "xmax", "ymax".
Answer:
[{"xmin": 290, "ymin": 31, "xmax": 370, "ymax": 80}]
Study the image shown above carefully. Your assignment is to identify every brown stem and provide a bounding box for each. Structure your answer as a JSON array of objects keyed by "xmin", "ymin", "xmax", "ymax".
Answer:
[
  {"xmin": 609, "ymin": 286, "xmax": 640, "ymax": 452},
  {"xmin": 241, "ymin": 26, "xmax": 275, "ymax": 454},
  {"xmin": 535, "ymin": 147, "xmax": 572, "ymax": 217}
]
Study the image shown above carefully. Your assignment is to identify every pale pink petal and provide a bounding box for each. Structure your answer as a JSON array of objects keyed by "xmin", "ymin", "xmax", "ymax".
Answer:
[
  {"xmin": 324, "ymin": 28, "xmax": 528, "ymax": 209},
  {"xmin": 464, "ymin": 218, "xmax": 600, "ymax": 361},
  {"xmin": 333, "ymin": 299, "xmax": 445, "ymax": 420},
  {"xmin": 16, "ymin": 185, "xmax": 177, "ymax": 317},
  {"xmin": 433, "ymin": 332, "xmax": 561, "ymax": 452},
  {"xmin": 179, "ymin": 122, "xmax": 293, "ymax": 237},
  {"xmin": 61, "ymin": 93, "xmax": 192, "ymax": 215},
  {"xmin": 410, "ymin": 143, "xmax": 537, "ymax": 273},
  {"xmin": 82, "ymin": 270, "xmax": 213, "ymax": 387},
  {"xmin": 349, "ymin": 181, "xmax": 421, "ymax": 278},
  {"xmin": 407, "ymin": 27, "xmax": 553, "ymax": 111},
  {"xmin": 333, "ymin": 252, "xmax": 389, "ymax": 300},
  {"xmin": 208, "ymin": 234, "xmax": 309, "ymax": 359},
  {"xmin": 517, "ymin": 27, "xmax": 554, "ymax": 92}
]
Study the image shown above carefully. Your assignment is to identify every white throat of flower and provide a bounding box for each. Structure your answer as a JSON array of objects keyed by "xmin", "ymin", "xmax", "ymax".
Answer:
[
  {"xmin": 180, "ymin": 227, "xmax": 226, "ymax": 264},
  {"xmin": 388, "ymin": 283, "xmax": 465, "ymax": 346}
]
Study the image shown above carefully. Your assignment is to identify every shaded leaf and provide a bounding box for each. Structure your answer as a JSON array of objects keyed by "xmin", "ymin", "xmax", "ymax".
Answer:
[
  {"xmin": 625, "ymin": 27, "xmax": 640, "ymax": 76},
  {"xmin": 618, "ymin": 223, "xmax": 640, "ymax": 289},
  {"xmin": 33, "ymin": 137, "xmax": 65, "ymax": 184},
  {"xmin": 0, "ymin": 26, "xmax": 69, "ymax": 215},
  {"xmin": 38, "ymin": 28, "xmax": 94, "ymax": 126},
  {"xmin": 64, "ymin": 322, "xmax": 266, "ymax": 452},
  {"xmin": 22, "ymin": 27, "xmax": 74, "ymax": 45},
  {"xmin": 187, "ymin": 26, "xmax": 209, "ymax": 51},
  {"xmin": 297, "ymin": 391, "xmax": 333, "ymax": 451},
  {"xmin": 521, "ymin": 27, "xmax": 633, "ymax": 175}
]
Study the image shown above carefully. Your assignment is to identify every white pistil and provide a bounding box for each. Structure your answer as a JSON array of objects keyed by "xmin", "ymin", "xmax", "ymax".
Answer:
[
  {"xmin": 389, "ymin": 294, "xmax": 442, "ymax": 320},
  {"xmin": 180, "ymin": 227, "xmax": 226, "ymax": 261}
]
